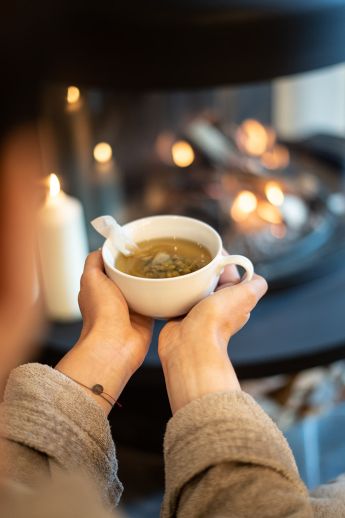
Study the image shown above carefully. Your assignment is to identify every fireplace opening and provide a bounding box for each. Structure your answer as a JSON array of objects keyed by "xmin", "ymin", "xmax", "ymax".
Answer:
[{"xmin": 43, "ymin": 72, "xmax": 345, "ymax": 290}]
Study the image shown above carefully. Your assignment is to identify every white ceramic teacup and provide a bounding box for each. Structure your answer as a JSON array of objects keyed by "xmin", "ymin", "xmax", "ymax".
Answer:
[{"xmin": 102, "ymin": 215, "xmax": 254, "ymax": 319}]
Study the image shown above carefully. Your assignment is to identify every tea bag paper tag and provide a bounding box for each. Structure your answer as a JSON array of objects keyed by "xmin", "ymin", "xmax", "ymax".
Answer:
[{"xmin": 91, "ymin": 215, "xmax": 136, "ymax": 256}]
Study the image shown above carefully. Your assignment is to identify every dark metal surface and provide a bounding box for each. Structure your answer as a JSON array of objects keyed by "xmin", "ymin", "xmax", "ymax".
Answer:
[
  {"xmin": 46, "ymin": 261, "xmax": 345, "ymax": 378},
  {"xmin": 40, "ymin": 262, "xmax": 345, "ymax": 452},
  {"xmin": 2, "ymin": 1, "xmax": 345, "ymax": 91}
]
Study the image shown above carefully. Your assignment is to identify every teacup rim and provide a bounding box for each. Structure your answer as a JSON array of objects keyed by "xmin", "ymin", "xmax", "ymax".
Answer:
[{"xmin": 102, "ymin": 214, "xmax": 222, "ymax": 283}]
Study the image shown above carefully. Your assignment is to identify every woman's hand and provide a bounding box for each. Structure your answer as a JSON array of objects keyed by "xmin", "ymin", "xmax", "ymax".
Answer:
[
  {"xmin": 158, "ymin": 262, "xmax": 268, "ymax": 414},
  {"xmin": 77, "ymin": 251, "xmax": 153, "ymax": 372},
  {"xmin": 56, "ymin": 251, "xmax": 153, "ymax": 414}
]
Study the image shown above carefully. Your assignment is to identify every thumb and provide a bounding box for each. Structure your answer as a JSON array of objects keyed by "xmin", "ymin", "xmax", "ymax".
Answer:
[{"xmin": 211, "ymin": 274, "xmax": 268, "ymax": 338}]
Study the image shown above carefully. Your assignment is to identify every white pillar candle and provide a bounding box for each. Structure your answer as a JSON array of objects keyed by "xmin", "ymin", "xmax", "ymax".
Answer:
[
  {"xmin": 38, "ymin": 174, "xmax": 88, "ymax": 321},
  {"xmin": 273, "ymin": 64, "xmax": 345, "ymax": 139}
]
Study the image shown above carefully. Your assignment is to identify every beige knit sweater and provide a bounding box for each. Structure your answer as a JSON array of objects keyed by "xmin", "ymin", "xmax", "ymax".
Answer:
[{"xmin": 0, "ymin": 363, "xmax": 344, "ymax": 517}]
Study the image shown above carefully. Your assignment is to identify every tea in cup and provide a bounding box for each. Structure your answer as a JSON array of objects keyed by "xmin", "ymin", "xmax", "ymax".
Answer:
[{"xmin": 102, "ymin": 215, "xmax": 253, "ymax": 319}]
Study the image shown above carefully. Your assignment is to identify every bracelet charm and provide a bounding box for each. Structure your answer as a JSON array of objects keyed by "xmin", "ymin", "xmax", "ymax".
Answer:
[{"xmin": 92, "ymin": 384, "xmax": 104, "ymax": 395}]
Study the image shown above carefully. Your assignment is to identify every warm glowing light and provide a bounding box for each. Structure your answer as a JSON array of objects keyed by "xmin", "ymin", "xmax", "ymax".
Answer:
[
  {"xmin": 49, "ymin": 174, "xmax": 60, "ymax": 198},
  {"xmin": 93, "ymin": 142, "xmax": 113, "ymax": 164},
  {"xmin": 236, "ymin": 191, "xmax": 258, "ymax": 213},
  {"xmin": 257, "ymin": 201, "xmax": 282, "ymax": 224},
  {"xmin": 261, "ymin": 145, "xmax": 289, "ymax": 170},
  {"xmin": 236, "ymin": 119, "xmax": 269, "ymax": 156},
  {"xmin": 230, "ymin": 190, "xmax": 258, "ymax": 222},
  {"xmin": 171, "ymin": 140, "xmax": 195, "ymax": 168},
  {"xmin": 66, "ymin": 86, "xmax": 80, "ymax": 105},
  {"xmin": 265, "ymin": 182, "xmax": 285, "ymax": 206},
  {"xmin": 266, "ymin": 128, "xmax": 277, "ymax": 150}
]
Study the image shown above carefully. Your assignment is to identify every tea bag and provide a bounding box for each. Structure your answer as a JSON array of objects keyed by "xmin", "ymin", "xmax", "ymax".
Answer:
[
  {"xmin": 91, "ymin": 215, "xmax": 137, "ymax": 256},
  {"xmin": 152, "ymin": 252, "xmax": 171, "ymax": 264}
]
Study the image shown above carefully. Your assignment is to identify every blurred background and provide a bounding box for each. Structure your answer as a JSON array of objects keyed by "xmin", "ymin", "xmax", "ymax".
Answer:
[
  {"xmin": 3, "ymin": 1, "xmax": 345, "ymax": 516},
  {"xmin": 43, "ymin": 66, "xmax": 345, "ymax": 518}
]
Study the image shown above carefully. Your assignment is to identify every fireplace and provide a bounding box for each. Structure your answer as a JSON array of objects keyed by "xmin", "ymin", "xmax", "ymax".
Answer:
[{"xmin": 42, "ymin": 79, "xmax": 345, "ymax": 290}]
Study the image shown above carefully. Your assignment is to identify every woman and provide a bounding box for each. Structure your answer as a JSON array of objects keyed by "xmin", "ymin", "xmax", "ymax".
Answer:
[{"xmin": 0, "ymin": 124, "xmax": 344, "ymax": 517}]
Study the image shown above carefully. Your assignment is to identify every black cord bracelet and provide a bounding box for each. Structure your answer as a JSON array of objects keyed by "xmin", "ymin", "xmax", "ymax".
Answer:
[{"xmin": 59, "ymin": 372, "xmax": 118, "ymax": 408}]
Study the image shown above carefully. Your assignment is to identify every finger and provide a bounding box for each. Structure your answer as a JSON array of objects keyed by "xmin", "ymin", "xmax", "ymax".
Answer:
[
  {"xmin": 212, "ymin": 274, "xmax": 268, "ymax": 334},
  {"xmin": 80, "ymin": 251, "xmax": 106, "ymax": 290},
  {"xmin": 215, "ymin": 274, "xmax": 268, "ymax": 311},
  {"xmin": 234, "ymin": 274, "xmax": 268, "ymax": 303},
  {"xmin": 218, "ymin": 249, "xmax": 241, "ymax": 287},
  {"xmin": 83, "ymin": 250, "xmax": 104, "ymax": 274},
  {"xmin": 216, "ymin": 281, "xmax": 239, "ymax": 292}
]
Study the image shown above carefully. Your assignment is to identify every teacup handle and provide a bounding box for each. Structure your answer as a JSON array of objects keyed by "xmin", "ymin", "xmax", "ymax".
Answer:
[{"xmin": 217, "ymin": 254, "xmax": 254, "ymax": 281}]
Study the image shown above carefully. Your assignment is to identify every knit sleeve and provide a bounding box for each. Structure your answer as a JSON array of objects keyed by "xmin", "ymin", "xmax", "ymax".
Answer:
[
  {"xmin": 0, "ymin": 363, "xmax": 123, "ymax": 507},
  {"xmin": 162, "ymin": 391, "xmax": 313, "ymax": 518}
]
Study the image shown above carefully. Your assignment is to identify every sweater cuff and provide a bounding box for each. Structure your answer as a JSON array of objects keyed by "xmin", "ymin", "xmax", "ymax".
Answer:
[
  {"xmin": 164, "ymin": 391, "xmax": 306, "ymax": 514},
  {"xmin": 0, "ymin": 363, "xmax": 123, "ymax": 506}
]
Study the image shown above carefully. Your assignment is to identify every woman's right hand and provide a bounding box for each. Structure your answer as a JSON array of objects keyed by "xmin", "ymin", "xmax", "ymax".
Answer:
[{"xmin": 158, "ymin": 266, "xmax": 268, "ymax": 414}]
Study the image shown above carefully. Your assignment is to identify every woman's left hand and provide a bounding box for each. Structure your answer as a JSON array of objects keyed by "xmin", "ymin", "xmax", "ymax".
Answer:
[{"xmin": 56, "ymin": 251, "xmax": 153, "ymax": 414}]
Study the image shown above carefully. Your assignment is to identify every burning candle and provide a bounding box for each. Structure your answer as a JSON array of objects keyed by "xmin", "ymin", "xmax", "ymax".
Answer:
[
  {"xmin": 93, "ymin": 142, "xmax": 116, "ymax": 180},
  {"xmin": 66, "ymin": 86, "xmax": 80, "ymax": 105},
  {"xmin": 66, "ymin": 85, "xmax": 82, "ymax": 112},
  {"xmin": 38, "ymin": 174, "xmax": 89, "ymax": 321},
  {"xmin": 171, "ymin": 140, "xmax": 195, "ymax": 168},
  {"xmin": 235, "ymin": 119, "xmax": 271, "ymax": 157},
  {"xmin": 265, "ymin": 181, "xmax": 285, "ymax": 206},
  {"xmin": 261, "ymin": 145, "xmax": 290, "ymax": 170},
  {"xmin": 264, "ymin": 181, "xmax": 308, "ymax": 229},
  {"xmin": 230, "ymin": 190, "xmax": 258, "ymax": 222},
  {"xmin": 257, "ymin": 201, "xmax": 282, "ymax": 224},
  {"xmin": 93, "ymin": 141, "xmax": 113, "ymax": 167}
]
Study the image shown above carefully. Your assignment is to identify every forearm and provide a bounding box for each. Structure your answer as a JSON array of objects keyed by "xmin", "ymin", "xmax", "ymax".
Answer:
[
  {"xmin": 178, "ymin": 463, "xmax": 313, "ymax": 518},
  {"xmin": 159, "ymin": 331, "xmax": 240, "ymax": 414},
  {"xmin": 0, "ymin": 436, "xmax": 50, "ymax": 489},
  {"xmin": 162, "ymin": 391, "xmax": 312, "ymax": 518},
  {"xmin": 0, "ymin": 363, "xmax": 123, "ymax": 506}
]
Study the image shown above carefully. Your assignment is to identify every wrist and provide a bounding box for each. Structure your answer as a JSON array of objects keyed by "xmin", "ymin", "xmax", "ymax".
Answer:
[
  {"xmin": 78, "ymin": 325, "xmax": 142, "ymax": 375},
  {"xmin": 56, "ymin": 334, "xmax": 136, "ymax": 415},
  {"xmin": 160, "ymin": 337, "xmax": 241, "ymax": 414}
]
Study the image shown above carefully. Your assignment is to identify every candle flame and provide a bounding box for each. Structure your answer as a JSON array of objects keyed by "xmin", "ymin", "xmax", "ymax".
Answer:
[
  {"xmin": 257, "ymin": 201, "xmax": 282, "ymax": 224},
  {"xmin": 49, "ymin": 173, "xmax": 60, "ymax": 198},
  {"xmin": 261, "ymin": 144, "xmax": 289, "ymax": 170},
  {"xmin": 236, "ymin": 119, "xmax": 272, "ymax": 157},
  {"xmin": 231, "ymin": 190, "xmax": 258, "ymax": 222},
  {"xmin": 93, "ymin": 142, "xmax": 113, "ymax": 164},
  {"xmin": 265, "ymin": 181, "xmax": 285, "ymax": 206},
  {"xmin": 66, "ymin": 86, "xmax": 80, "ymax": 105},
  {"xmin": 171, "ymin": 140, "xmax": 195, "ymax": 168}
]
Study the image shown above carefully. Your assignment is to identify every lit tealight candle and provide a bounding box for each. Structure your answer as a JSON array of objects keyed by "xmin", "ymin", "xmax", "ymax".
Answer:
[
  {"xmin": 236, "ymin": 119, "xmax": 271, "ymax": 157},
  {"xmin": 93, "ymin": 142, "xmax": 113, "ymax": 164},
  {"xmin": 38, "ymin": 174, "xmax": 89, "ymax": 321},
  {"xmin": 66, "ymin": 86, "xmax": 80, "ymax": 105},
  {"xmin": 171, "ymin": 140, "xmax": 195, "ymax": 168},
  {"xmin": 93, "ymin": 142, "xmax": 114, "ymax": 177},
  {"xmin": 230, "ymin": 190, "xmax": 258, "ymax": 222},
  {"xmin": 257, "ymin": 200, "xmax": 282, "ymax": 225},
  {"xmin": 66, "ymin": 86, "xmax": 82, "ymax": 112},
  {"xmin": 265, "ymin": 181, "xmax": 285, "ymax": 207}
]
